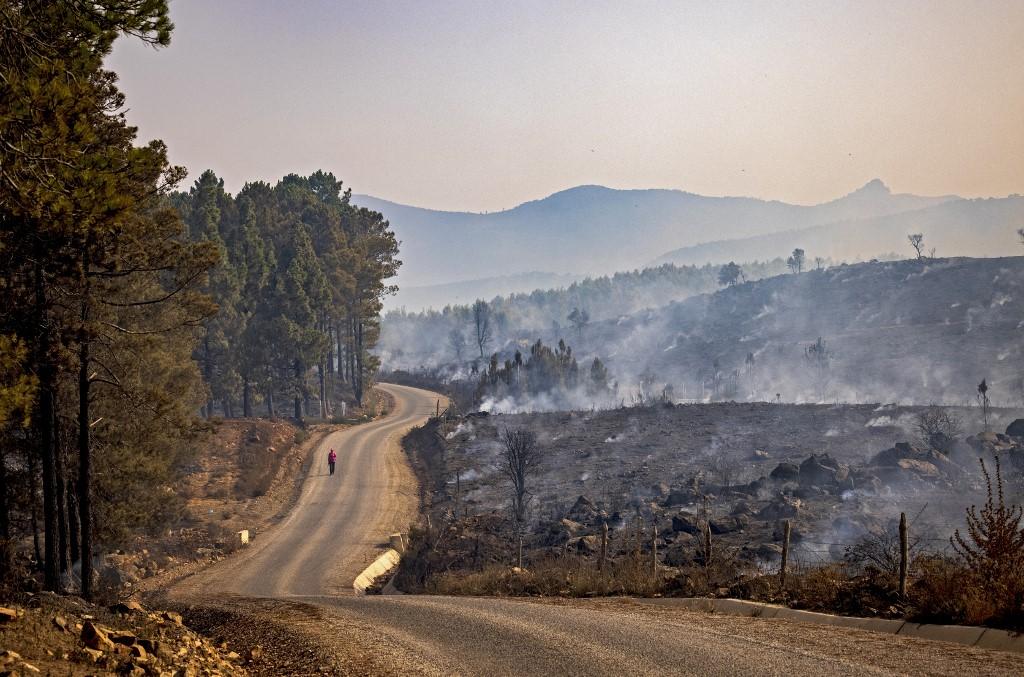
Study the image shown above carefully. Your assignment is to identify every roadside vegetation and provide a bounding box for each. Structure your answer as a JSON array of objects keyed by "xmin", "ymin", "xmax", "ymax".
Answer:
[{"xmin": 0, "ymin": 1, "xmax": 396, "ymax": 608}]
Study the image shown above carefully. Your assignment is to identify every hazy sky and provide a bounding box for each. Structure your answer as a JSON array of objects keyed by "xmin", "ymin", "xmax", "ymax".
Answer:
[{"xmin": 108, "ymin": 0, "xmax": 1024, "ymax": 212}]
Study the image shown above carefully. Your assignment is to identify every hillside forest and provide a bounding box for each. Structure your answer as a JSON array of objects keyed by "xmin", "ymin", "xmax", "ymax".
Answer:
[{"xmin": 0, "ymin": 2, "xmax": 397, "ymax": 599}]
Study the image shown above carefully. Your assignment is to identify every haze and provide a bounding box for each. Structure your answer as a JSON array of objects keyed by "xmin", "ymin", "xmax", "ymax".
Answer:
[{"xmin": 108, "ymin": 0, "xmax": 1024, "ymax": 212}]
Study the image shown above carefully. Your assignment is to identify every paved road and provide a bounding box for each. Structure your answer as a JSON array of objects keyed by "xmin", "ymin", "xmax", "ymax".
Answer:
[{"xmin": 174, "ymin": 384, "xmax": 1024, "ymax": 676}]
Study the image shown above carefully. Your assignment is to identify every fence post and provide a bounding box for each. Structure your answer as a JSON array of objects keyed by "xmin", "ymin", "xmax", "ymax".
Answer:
[
  {"xmin": 899, "ymin": 511, "xmax": 908, "ymax": 598},
  {"xmin": 635, "ymin": 514, "xmax": 642, "ymax": 560},
  {"xmin": 780, "ymin": 519, "xmax": 791, "ymax": 590},
  {"xmin": 599, "ymin": 521, "xmax": 608, "ymax": 572},
  {"xmin": 651, "ymin": 525, "xmax": 658, "ymax": 578},
  {"xmin": 517, "ymin": 534, "xmax": 524, "ymax": 569}
]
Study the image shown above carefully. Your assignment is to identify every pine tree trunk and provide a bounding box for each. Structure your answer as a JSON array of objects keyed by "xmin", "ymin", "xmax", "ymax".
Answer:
[
  {"xmin": 266, "ymin": 389, "xmax": 275, "ymax": 418},
  {"xmin": 0, "ymin": 448, "xmax": 11, "ymax": 579},
  {"xmin": 55, "ymin": 445, "xmax": 69, "ymax": 575},
  {"xmin": 34, "ymin": 260, "xmax": 59, "ymax": 591},
  {"xmin": 67, "ymin": 480, "xmax": 80, "ymax": 566},
  {"xmin": 26, "ymin": 448, "xmax": 42, "ymax": 569},
  {"xmin": 78, "ymin": 296, "xmax": 94, "ymax": 601},
  {"xmin": 242, "ymin": 381, "xmax": 253, "ymax": 418},
  {"xmin": 318, "ymin": 363, "xmax": 327, "ymax": 418}
]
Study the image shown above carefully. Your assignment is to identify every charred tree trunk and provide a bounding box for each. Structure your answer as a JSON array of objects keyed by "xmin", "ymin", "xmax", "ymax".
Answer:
[
  {"xmin": 242, "ymin": 381, "xmax": 253, "ymax": 418},
  {"xmin": 78, "ymin": 261, "xmax": 94, "ymax": 601},
  {"xmin": 67, "ymin": 479, "xmax": 80, "ymax": 566},
  {"xmin": 0, "ymin": 447, "xmax": 10, "ymax": 580},
  {"xmin": 266, "ymin": 388, "xmax": 275, "ymax": 418},
  {"xmin": 26, "ymin": 448, "xmax": 42, "ymax": 569},
  {"xmin": 34, "ymin": 259, "xmax": 59, "ymax": 591},
  {"xmin": 54, "ymin": 443, "xmax": 69, "ymax": 575}
]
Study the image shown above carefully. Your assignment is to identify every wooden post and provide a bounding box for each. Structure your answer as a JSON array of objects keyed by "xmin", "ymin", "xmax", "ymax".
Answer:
[
  {"xmin": 517, "ymin": 534, "xmax": 524, "ymax": 569},
  {"xmin": 780, "ymin": 519, "xmax": 791, "ymax": 590},
  {"xmin": 651, "ymin": 525, "xmax": 658, "ymax": 578},
  {"xmin": 599, "ymin": 521, "xmax": 608, "ymax": 572},
  {"xmin": 899, "ymin": 511, "xmax": 908, "ymax": 598},
  {"xmin": 436, "ymin": 399, "xmax": 440, "ymax": 418},
  {"xmin": 635, "ymin": 514, "xmax": 642, "ymax": 560},
  {"xmin": 455, "ymin": 470, "xmax": 461, "ymax": 519}
]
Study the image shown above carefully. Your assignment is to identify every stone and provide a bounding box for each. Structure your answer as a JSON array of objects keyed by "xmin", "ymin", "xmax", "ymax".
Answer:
[
  {"xmin": 757, "ymin": 495, "xmax": 801, "ymax": 519},
  {"xmin": 897, "ymin": 459, "xmax": 939, "ymax": 477},
  {"xmin": 161, "ymin": 611, "xmax": 184, "ymax": 626},
  {"xmin": 798, "ymin": 454, "xmax": 841, "ymax": 487},
  {"xmin": 130, "ymin": 644, "xmax": 147, "ymax": 659},
  {"xmin": 565, "ymin": 495, "xmax": 605, "ymax": 525},
  {"xmin": 82, "ymin": 647, "xmax": 104, "ymax": 663},
  {"xmin": 769, "ymin": 463, "xmax": 799, "ymax": 481},
  {"xmin": 1006, "ymin": 419, "xmax": 1024, "ymax": 438},
  {"xmin": 708, "ymin": 516, "xmax": 746, "ymax": 535},
  {"xmin": 110, "ymin": 600, "xmax": 145, "ymax": 616},
  {"xmin": 52, "ymin": 615, "xmax": 69, "ymax": 632},
  {"xmin": 81, "ymin": 621, "xmax": 116, "ymax": 651},
  {"xmin": 108, "ymin": 630, "xmax": 138, "ymax": 646},
  {"xmin": 671, "ymin": 512, "xmax": 700, "ymax": 535},
  {"xmin": 247, "ymin": 645, "xmax": 263, "ymax": 663},
  {"xmin": 0, "ymin": 651, "xmax": 21, "ymax": 664},
  {"xmin": 0, "ymin": 608, "xmax": 17, "ymax": 623}
]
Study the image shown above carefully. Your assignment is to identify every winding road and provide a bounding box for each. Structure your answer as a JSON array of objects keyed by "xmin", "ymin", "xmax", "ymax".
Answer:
[{"xmin": 172, "ymin": 384, "xmax": 1024, "ymax": 676}]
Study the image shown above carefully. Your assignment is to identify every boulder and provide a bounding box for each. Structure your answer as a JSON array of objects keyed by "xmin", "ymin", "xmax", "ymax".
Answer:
[
  {"xmin": 756, "ymin": 495, "xmax": 801, "ymax": 519},
  {"xmin": 565, "ymin": 495, "xmax": 605, "ymax": 525},
  {"xmin": 769, "ymin": 463, "xmax": 799, "ymax": 481},
  {"xmin": 81, "ymin": 621, "xmax": 115, "ymax": 651},
  {"xmin": 708, "ymin": 516, "xmax": 747, "ymax": 535},
  {"xmin": 671, "ymin": 512, "xmax": 700, "ymax": 535},
  {"xmin": 897, "ymin": 459, "xmax": 939, "ymax": 477},
  {"xmin": 1006, "ymin": 419, "xmax": 1024, "ymax": 438},
  {"xmin": 0, "ymin": 607, "xmax": 18, "ymax": 623},
  {"xmin": 798, "ymin": 454, "xmax": 841, "ymax": 487}
]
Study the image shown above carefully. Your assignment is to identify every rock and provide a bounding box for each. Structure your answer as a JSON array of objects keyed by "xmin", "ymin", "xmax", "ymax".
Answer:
[
  {"xmin": 108, "ymin": 629, "xmax": 137, "ymax": 646},
  {"xmin": 651, "ymin": 482, "xmax": 669, "ymax": 498},
  {"xmin": 664, "ymin": 490, "xmax": 692, "ymax": 506},
  {"xmin": 571, "ymin": 535, "xmax": 599, "ymax": 555},
  {"xmin": 18, "ymin": 662, "xmax": 39, "ymax": 674},
  {"xmin": 757, "ymin": 495, "xmax": 801, "ymax": 519},
  {"xmin": 129, "ymin": 644, "xmax": 147, "ymax": 659},
  {"xmin": 799, "ymin": 454, "xmax": 841, "ymax": 487},
  {"xmin": 708, "ymin": 516, "xmax": 746, "ymax": 535},
  {"xmin": 754, "ymin": 543, "xmax": 784, "ymax": 558},
  {"xmin": 559, "ymin": 519, "xmax": 584, "ymax": 533},
  {"xmin": 161, "ymin": 611, "xmax": 184, "ymax": 626},
  {"xmin": 730, "ymin": 501, "xmax": 753, "ymax": 516},
  {"xmin": 82, "ymin": 647, "xmax": 104, "ymax": 663},
  {"xmin": 52, "ymin": 615, "xmax": 69, "ymax": 632},
  {"xmin": 0, "ymin": 608, "xmax": 18, "ymax": 623},
  {"xmin": 565, "ymin": 495, "xmax": 605, "ymax": 525},
  {"xmin": 227, "ymin": 651, "xmax": 241, "ymax": 661},
  {"xmin": 246, "ymin": 645, "xmax": 263, "ymax": 663},
  {"xmin": 0, "ymin": 651, "xmax": 21, "ymax": 664},
  {"xmin": 138, "ymin": 638, "xmax": 160, "ymax": 656},
  {"xmin": 1006, "ymin": 419, "xmax": 1024, "ymax": 438},
  {"xmin": 897, "ymin": 459, "xmax": 939, "ymax": 477},
  {"xmin": 81, "ymin": 621, "xmax": 115, "ymax": 651},
  {"xmin": 752, "ymin": 449, "xmax": 769, "ymax": 459},
  {"xmin": 769, "ymin": 463, "xmax": 799, "ymax": 481},
  {"xmin": 110, "ymin": 600, "xmax": 146, "ymax": 616},
  {"xmin": 671, "ymin": 512, "xmax": 700, "ymax": 535}
]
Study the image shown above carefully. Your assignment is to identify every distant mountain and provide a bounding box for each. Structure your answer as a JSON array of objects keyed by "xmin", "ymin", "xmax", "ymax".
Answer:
[
  {"xmin": 353, "ymin": 180, "xmax": 955, "ymax": 288},
  {"xmin": 384, "ymin": 271, "xmax": 587, "ymax": 312},
  {"xmin": 652, "ymin": 195, "xmax": 1024, "ymax": 267}
]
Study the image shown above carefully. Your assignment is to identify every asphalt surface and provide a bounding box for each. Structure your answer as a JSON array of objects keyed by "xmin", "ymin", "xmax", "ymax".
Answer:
[{"xmin": 173, "ymin": 384, "xmax": 1024, "ymax": 676}]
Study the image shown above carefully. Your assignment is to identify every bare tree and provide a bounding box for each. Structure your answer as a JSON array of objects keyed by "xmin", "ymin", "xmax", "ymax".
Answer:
[
  {"xmin": 814, "ymin": 256, "xmax": 825, "ymax": 271},
  {"xmin": 500, "ymin": 428, "xmax": 542, "ymax": 526},
  {"xmin": 787, "ymin": 248, "xmax": 805, "ymax": 274},
  {"xmin": 472, "ymin": 299, "xmax": 492, "ymax": 358},
  {"xmin": 977, "ymin": 379, "xmax": 991, "ymax": 431},
  {"xmin": 448, "ymin": 327, "xmax": 467, "ymax": 363},
  {"xmin": 914, "ymin": 405, "xmax": 962, "ymax": 453},
  {"xmin": 908, "ymin": 233, "xmax": 926, "ymax": 260}
]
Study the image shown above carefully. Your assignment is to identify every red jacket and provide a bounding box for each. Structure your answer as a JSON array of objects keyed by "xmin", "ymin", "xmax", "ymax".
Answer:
[{"xmin": 328, "ymin": 450, "xmax": 337, "ymax": 463}]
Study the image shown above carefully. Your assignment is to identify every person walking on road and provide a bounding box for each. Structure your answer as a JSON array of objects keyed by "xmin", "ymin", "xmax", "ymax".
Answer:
[{"xmin": 328, "ymin": 448, "xmax": 337, "ymax": 476}]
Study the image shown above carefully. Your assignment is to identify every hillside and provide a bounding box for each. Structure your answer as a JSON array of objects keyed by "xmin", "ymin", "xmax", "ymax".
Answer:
[
  {"xmin": 355, "ymin": 180, "xmax": 953, "ymax": 288},
  {"xmin": 590, "ymin": 256, "xmax": 1024, "ymax": 405},
  {"xmin": 654, "ymin": 195, "xmax": 1024, "ymax": 267}
]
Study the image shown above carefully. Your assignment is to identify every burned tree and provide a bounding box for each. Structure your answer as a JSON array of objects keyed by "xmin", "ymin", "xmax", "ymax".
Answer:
[
  {"xmin": 448, "ymin": 327, "xmax": 467, "ymax": 363},
  {"xmin": 977, "ymin": 379, "xmax": 991, "ymax": 431},
  {"xmin": 472, "ymin": 299, "xmax": 492, "ymax": 358},
  {"xmin": 787, "ymin": 248, "xmax": 805, "ymax": 274},
  {"xmin": 804, "ymin": 337, "xmax": 834, "ymax": 401},
  {"xmin": 908, "ymin": 233, "xmax": 926, "ymax": 260},
  {"xmin": 500, "ymin": 428, "xmax": 542, "ymax": 527},
  {"xmin": 914, "ymin": 405, "xmax": 962, "ymax": 453}
]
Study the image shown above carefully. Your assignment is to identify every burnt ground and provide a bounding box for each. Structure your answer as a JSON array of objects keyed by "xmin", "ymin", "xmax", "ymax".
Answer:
[{"xmin": 403, "ymin": 401, "xmax": 1024, "ymax": 594}]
